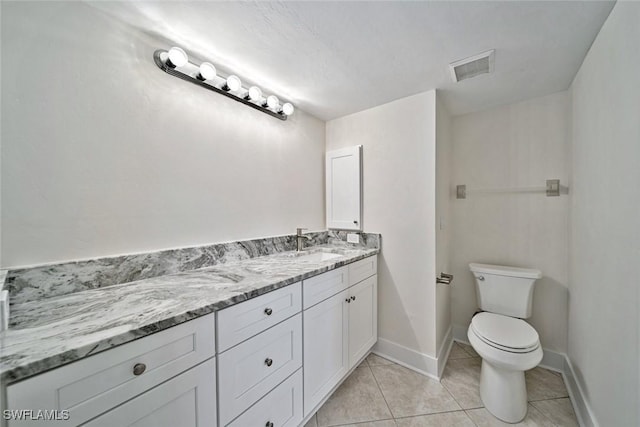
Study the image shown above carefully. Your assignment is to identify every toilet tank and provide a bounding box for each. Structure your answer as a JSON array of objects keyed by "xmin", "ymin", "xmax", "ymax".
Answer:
[{"xmin": 469, "ymin": 263, "xmax": 542, "ymax": 318}]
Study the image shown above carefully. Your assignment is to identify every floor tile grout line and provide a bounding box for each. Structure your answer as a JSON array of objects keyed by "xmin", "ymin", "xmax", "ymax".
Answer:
[
  {"xmin": 321, "ymin": 416, "xmax": 396, "ymax": 427},
  {"xmin": 462, "ymin": 409, "xmax": 482, "ymax": 427},
  {"xmin": 367, "ymin": 362, "xmax": 397, "ymax": 420},
  {"xmin": 394, "ymin": 408, "xmax": 479, "ymax": 424},
  {"xmin": 438, "ymin": 369, "xmax": 469, "ymax": 412},
  {"xmin": 527, "ymin": 395, "xmax": 570, "ymax": 403}
]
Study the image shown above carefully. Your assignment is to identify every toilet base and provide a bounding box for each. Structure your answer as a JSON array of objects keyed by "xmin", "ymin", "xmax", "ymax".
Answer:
[{"xmin": 479, "ymin": 359, "xmax": 528, "ymax": 423}]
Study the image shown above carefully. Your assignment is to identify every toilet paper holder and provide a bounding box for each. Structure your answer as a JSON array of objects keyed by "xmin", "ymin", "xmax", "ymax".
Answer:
[{"xmin": 436, "ymin": 273, "xmax": 453, "ymax": 285}]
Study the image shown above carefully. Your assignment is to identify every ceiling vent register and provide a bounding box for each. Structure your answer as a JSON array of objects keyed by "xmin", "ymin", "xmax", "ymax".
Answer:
[{"xmin": 449, "ymin": 49, "xmax": 495, "ymax": 83}]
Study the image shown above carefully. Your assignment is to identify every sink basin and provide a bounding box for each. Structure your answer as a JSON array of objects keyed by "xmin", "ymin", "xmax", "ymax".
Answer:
[
  {"xmin": 296, "ymin": 252, "xmax": 342, "ymax": 262},
  {"xmin": 283, "ymin": 249, "xmax": 343, "ymax": 262}
]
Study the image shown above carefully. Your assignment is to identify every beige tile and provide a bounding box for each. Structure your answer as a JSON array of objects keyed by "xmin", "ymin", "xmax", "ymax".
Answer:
[
  {"xmin": 466, "ymin": 404, "xmax": 554, "ymax": 426},
  {"xmin": 395, "ymin": 411, "xmax": 476, "ymax": 426},
  {"xmin": 370, "ymin": 364, "xmax": 460, "ymax": 418},
  {"xmin": 317, "ymin": 365, "xmax": 392, "ymax": 426},
  {"xmin": 441, "ymin": 357, "xmax": 483, "ymax": 409},
  {"xmin": 337, "ymin": 421, "xmax": 397, "ymax": 427},
  {"xmin": 525, "ymin": 367, "xmax": 568, "ymax": 401},
  {"xmin": 304, "ymin": 413, "xmax": 318, "ymax": 427},
  {"xmin": 449, "ymin": 342, "xmax": 475, "ymax": 360},
  {"xmin": 458, "ymin": 342, "xmax": 480, "ymax": 358},
  {"xmin": 366, "ymin": 353, "xmax": 396, "ymax": 366},
  {"xmin": 530, "ymin": 398, "xmax": 579, "ymax": 427}
]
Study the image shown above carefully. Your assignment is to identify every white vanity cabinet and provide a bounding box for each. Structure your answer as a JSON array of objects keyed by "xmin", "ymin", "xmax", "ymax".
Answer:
[
  {"xmin": 5, "ymin": 313, "xmax": 217, "ymax": 427},
  {"xmin": 303, "ymin": 255, "xmax": 378, "ymax": 417},
  {"xmin": 3, "ymin": 254, "xmax": 378, "ymax": 427}
]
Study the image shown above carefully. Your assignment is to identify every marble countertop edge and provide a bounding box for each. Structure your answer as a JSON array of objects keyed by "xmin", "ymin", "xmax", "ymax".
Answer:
[{"xmin": 0, "ymin": 245, "xmax": 379, "ymax": 384}]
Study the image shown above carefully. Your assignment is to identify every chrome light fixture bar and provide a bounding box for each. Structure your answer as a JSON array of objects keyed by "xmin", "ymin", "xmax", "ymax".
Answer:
[{"xmin": 154, "ymin": 47, "xmax": 294, "ymax": 121}]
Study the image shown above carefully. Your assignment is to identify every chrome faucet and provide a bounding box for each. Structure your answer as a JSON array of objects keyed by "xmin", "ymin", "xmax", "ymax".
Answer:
[{"xmin": 296, "ymin": 228, "xmax": 311, "ymax": 251}]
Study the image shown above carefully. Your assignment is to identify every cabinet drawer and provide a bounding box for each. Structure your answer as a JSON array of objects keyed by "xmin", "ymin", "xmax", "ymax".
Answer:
[
  {"xmin": 303, "ymin": 266, "xmax": 348, "ymax": 309},
  {"xmin": 6, "ymin": 313, "xmax": 215, "ymax": 427},
  {"xmin": 83, "ymin": 358, "xmax": 216, "ymax": 427},
  {"xmin": 218, "ymin": 314, "xmax": 302, "ymax": 426},
  {"xmin": 228, "ymin": 369, "xmax": 302, "ymax": 427},
  {"xmin": 217, "ymin": 282, "xmax": 301, "ymax": 352},
  {"xmin": 349, "ymin": 256, "xmax": 377, "ymax": 286}
]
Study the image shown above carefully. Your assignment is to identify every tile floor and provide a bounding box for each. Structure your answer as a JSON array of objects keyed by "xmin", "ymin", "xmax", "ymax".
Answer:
[{"xmin": 304, "ymin": 342, "xmax": 579, "ymax": 427}]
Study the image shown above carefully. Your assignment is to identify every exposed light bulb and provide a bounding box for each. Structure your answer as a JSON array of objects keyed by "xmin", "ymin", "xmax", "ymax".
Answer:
[
  {"xmin": 167, "ymin": 47, "xmax": 188, "ymax": 68},
  {"xmin": 225, "ymin": 75, "xmax": 242, "ymax": 92},
  {"xmin": 281, "ymin": 103, "xmax": 294, "ymax": 116},
  {"xmin": 197, "ymin": 62, "xmax": 216, "ymax": 81},
  {"xmin": 266, "ymin": 95, "xmax": 280, "ymax": 110},
  {"xmin": 247, "ymin": 86, "xmax": 262, "ymax": 101}
]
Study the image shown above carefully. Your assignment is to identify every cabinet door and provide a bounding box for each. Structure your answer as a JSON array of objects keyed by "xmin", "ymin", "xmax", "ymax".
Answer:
[
  {"xmin": 326, "ymin": 145, "xmax": 362, "ymax": 230},
  {"xmin": 303, "ymin": 290, "xmax": 349, "ymax": 416},
  {"xmin": 83, "ymin": 358, "xmax": 216, "ymax": 427},
  {"xmin": 348, "ymin": 275, "xmax": 378, "ymax": 368}
]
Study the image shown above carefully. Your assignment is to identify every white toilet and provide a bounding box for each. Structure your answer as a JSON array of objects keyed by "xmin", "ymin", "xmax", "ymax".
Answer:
[{"xmin": 467, "ymin": 263, "xmax": 543, "ymax": 423}]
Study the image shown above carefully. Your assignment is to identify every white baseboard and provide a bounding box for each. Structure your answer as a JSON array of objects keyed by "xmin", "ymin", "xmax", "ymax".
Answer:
[
  {"xmin": 452, "ymin": 323, "xmax": 597, "ymax": 426},
  {"xmin": 372, "ymin": 338, "xmax": 439, "ymax": 381},
  {"xmin": 437, "ymin": 327, "xmax": 454, "ymax": 378},
  {"xmin": 563, "ymin": 357, "xmax": 599, "ymax": 427},
  {"xmin": 452, "ymin": 324, "xmax": 468, "ymax": 343}
]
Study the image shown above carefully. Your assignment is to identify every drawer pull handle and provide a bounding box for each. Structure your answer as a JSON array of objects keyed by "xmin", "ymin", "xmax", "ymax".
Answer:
[
  {"xmin": 264, "ymin": 307, "xmax": 273, "ymax": 316},
  {"xmin": 265, "ymin": 358, "xmax": 273, "ymax": 367},
  {"xmin": 266, "ymin": 422, "xmax": 274, "ymax": 427},
  {"xmin": 351, "ymin": 296, "xmax": 356, "ymax": 301},
  {"xmin": 132, "ymin": 363, "xmax": 146, "ymax": 376}
]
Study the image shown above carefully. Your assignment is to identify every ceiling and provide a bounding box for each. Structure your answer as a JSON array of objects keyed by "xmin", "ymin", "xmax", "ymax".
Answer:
[{"xmin": 88, "ymin": 1, "xmax": 615, "ymax": 120}]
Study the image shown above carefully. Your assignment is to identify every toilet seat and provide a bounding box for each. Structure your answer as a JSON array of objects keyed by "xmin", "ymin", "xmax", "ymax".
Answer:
[{"xmin": 471, "ymin": 312, "xmax": 539, "ymax": 354}]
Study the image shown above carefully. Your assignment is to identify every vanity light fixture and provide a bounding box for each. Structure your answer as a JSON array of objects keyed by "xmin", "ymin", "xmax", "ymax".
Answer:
[
  {"xmin": 246, "ymin": 86, "xmax": 262, "ymax": 101},
  {"xmin": 197, "ymin": 62, "xmax": 216, "ymax": 81},
  {"xmin": 265, "ymin": 95, "xmax": 280, "ymax": 110},
  {"xmin": 154, "ymin": 46, "xmax": 294, "ymax": 121},
  {"xmin": 224, "ymin": 75, "xmax": 242, "ymax": 92},
  {"xmin": 282, "ymin": 102, "xmax": 294, "ymax": 116},
  {"xmin": 167, "ymin": 47, "xmax": 188, "ymax": 68}
]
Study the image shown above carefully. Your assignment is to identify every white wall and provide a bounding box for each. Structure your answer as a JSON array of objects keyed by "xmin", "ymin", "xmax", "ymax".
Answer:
[
  {"xmin": 568, "ymin": 2, "xmax": 640, "ymax": 425},
  {"xmin": 327, "ymin": 91, "xmax": 438, "ymax": 360},
  {"xmin": 435, "ymin": 95, "xmax": 452, "ymax": 354},
  {"xmin": 0, "ymin": 2, "xmax": 325, "ymax": 268},
  {"xmin": 450, "ymin": 91, "xmax": 570, "ymax": 353}
]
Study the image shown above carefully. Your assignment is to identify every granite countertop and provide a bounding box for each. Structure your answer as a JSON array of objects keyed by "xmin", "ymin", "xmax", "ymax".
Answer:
[{"xmin": 0, "ymin": 244, "xmax": 378, "ymax": 384}]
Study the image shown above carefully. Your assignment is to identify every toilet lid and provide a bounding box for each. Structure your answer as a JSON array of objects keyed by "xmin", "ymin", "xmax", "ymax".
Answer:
[{"xmin": 471, "ymin": 312, "xmax": 539, "ymax": 352}]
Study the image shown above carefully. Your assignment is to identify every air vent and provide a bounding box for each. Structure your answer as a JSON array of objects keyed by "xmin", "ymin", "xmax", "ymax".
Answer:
[{"xmin": 449, "ymin": 49, "xmax": 495, "ymax": 82}]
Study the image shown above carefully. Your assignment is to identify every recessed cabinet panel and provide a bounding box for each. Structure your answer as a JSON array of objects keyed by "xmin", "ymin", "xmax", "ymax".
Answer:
[
  {"xmin": 82, "ymin": 358, "xmax": 216, "ymax": 427},
  {"xmin": 326, "ymin": 145, "xmax": 362, "ymax": 230},
  {"xmin": 217, "ymin": 282, "xmax": 301, "ymax": 352},
  {"xmin": 302, "ymin": 266, "xmax": 348, "ymax": 309},
  {"xmin": 348, "ymin": 256, "xmax": 377, "ymax": 286},
  {"xmin": 348, "ymin": 275, "xmax": 378, "ymax": 367},
  {"xmin": 303, "ymin": 290, "xmax": 349, "ymax": 416},
  {"xmin": 228, "ymin": 369, "xmax": 303, "ymax": 427}
]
